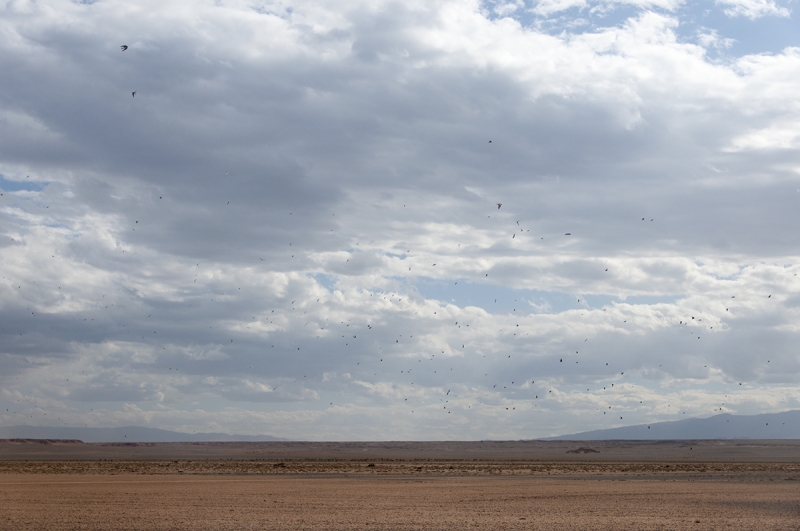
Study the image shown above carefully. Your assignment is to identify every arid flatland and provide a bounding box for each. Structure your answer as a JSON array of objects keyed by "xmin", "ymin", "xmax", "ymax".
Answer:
[
  {"xmin": 1, "ymin": 440, "xmax": 799, "ymax": 530},
  {"xmin": 3, "ymin": 438, "xmax": 800, "ymax": 462}
]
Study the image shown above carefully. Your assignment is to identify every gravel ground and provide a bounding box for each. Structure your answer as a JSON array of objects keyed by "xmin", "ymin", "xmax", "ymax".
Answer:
[{"xmin": 1, "ymin": 466, "xmax": 799, "ymax": 530}]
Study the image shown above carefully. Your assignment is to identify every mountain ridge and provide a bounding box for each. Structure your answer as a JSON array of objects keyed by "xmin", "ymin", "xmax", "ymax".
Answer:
[
  {"xmin": 545, "ymin": 410, "xmax": 800, "ymax": 440},
  {"xmin": 0, "ymin": 425, "xmax": 287, "ymax": 443},
  {"xmin": 3, "ymin": 411, "xmax": 800, "ymax": 442}
]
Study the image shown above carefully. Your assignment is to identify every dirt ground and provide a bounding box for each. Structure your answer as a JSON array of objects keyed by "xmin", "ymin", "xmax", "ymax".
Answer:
[
  {"xmin": 1, "ymin": 472, "xmax": 799, "ymax": 531},
  {"xmin": 3, "ymin": 439, "xmax": 800, "ymax": 462},
  {"xmin": 0, "ymin": 461, "xmax": 800, "ymax": 531},
  {"xmin": 2, "ymin": 441, "xmax": 799, "ymax": 530}
]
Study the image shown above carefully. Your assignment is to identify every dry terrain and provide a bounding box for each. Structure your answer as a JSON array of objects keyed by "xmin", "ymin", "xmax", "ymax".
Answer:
[{"xmin": 1, "ymin": 440, "xmax": 799, "ymax": 530}]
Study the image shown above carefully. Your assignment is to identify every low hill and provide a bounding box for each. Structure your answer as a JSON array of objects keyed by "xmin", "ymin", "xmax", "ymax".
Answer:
[
  {"xmin": 0, "ymin": 426, "xmax": 286, "ymax": 443},
  {"xmin": 547, "ymin": 410, "xmax": 800, "ymax": 440}
]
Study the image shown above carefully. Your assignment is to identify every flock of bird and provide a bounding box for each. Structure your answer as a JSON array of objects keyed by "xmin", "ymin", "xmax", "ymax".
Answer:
[{"xmin": 0, "ymin": 43, "xmax": 788, "ymax": 434}]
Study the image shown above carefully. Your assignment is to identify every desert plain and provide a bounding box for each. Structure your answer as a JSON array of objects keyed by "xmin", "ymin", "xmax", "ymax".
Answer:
[{"xmin": 1, "ymin": 439, "xmax": 799, "ymax": 530}]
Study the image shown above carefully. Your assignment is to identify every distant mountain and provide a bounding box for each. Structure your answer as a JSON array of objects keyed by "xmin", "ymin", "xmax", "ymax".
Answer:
[
  {"xmin": 547, "ymin": 410, "xmax": 800, "ymax": 440},
  {"xmin": 0, "ymin": 426, "xmax": 287, "ymax": 443}
]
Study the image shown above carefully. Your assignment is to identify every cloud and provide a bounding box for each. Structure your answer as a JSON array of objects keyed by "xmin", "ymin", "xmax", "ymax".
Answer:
[
  {"xmin": 716, "ymin": 0, "xmax": 791, "ymax": 19},
  {"xmin": 0, "ymin": 0, "xmax": 799, "ymax": 439},
  {"xmin": 696, "ymin": 28, "xmax": 736, "ymax": 50},
  {"xmin": 528, "ymin": 0, "xmax": 684, "ymax": 17}
]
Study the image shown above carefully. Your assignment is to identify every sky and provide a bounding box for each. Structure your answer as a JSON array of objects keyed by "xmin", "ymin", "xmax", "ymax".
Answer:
[{"xmin": 1, "ymin": 0, "xmax": 800, "ymax": 440}]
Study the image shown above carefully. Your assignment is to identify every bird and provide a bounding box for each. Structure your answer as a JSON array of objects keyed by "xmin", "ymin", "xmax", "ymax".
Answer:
[
  {"xmin": 131, "ymin": 91, "xmax": 136, "ymax": 97},
  {"xmin": 496, "ymin": 203, "xmax": 502, "ymax": 209},
  {"xmin": 120, "ymin": 45, "xmax": 128, "ymax": 51}
]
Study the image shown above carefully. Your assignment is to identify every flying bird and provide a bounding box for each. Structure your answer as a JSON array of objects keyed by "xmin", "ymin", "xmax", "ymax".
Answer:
[
  {"xmin": 496, "ymin": 203, "xmax": 502, "ymax": 209},
  {"xmin": 131, "ymin": 91, "xmax": 136, "ymax": 97},
  {"xmin": 120, "ymin": 45, "xmax": 128, "ymax": 51}
]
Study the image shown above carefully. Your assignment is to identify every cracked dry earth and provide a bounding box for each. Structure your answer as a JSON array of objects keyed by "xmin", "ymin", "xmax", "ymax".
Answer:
[{"xmin": 1, "ymin": 462, "xmax": 799, "ymax": 530}]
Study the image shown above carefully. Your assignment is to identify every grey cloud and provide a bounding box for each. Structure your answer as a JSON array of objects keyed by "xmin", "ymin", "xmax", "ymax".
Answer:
[{"xmin": 1, "ymin": 1, "xmax": 800, "ymax": 439}]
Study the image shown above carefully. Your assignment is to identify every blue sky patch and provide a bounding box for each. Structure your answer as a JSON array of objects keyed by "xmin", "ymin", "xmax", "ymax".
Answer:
[
  {"xmin": 0, "ymin": 175, "xmax": 46, "ymax": 193},
  {"xmin": 413, "ymin": 277, "xmax": 682, "ymax": 315},
  {"xmin": 310, "ymin": 273, "xmax": 337, "ymax": 292},
  {"xmin": 481, "ymin": 0, "xmax": 798, "ymax": 57}
]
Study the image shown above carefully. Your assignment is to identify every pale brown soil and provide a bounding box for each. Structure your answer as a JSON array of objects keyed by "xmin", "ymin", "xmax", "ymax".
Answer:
[
  {"xmin": 1, "ymin": 473, "xmax": 799, "ymax": 530},
  {"xmin": 1, "ymin": 441, "xmax": 799, "ymax": 530}
]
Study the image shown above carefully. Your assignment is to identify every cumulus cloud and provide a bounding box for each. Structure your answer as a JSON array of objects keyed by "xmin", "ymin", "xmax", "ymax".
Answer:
[
  {"xmin": 0, "ymin": 0, "xmax": 799, "ymax": 439},
  {"xmin": 716, "ymin": 0, "xmax": 791, "ymax": 19}
]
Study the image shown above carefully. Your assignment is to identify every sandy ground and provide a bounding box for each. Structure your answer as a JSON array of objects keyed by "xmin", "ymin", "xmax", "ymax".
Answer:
[
  {"xmin": 2, "ymin": 441, "xmax": 799, "ymax": 530},
  {"xmin": 1, "ymin": 473, "xmax": 799, "ymax": 530}
]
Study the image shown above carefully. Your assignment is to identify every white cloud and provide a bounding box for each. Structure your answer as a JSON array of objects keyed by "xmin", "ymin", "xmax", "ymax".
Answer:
[
  {"xmin": 726, "ymin": 123, "xmax": 800, "ymax": 151},
  {"xmin": 530, "ymin": 0, "xmax": 684, "ymax": 17},
  {"xmin": 716, "ymin": 0, "xmax": 791, "ymax": 19},
  {"xmin": 532, "ymin": 0, "xmax": 588, "ymax": 16},
  {"xmin": 696, "ymin": 28, "xmax": 736, "ymax": 50}
]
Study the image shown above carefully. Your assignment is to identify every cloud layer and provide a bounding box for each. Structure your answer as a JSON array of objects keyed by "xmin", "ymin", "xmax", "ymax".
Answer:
[{"xmin": 1, "ymin": 0, "xmax": 799, "ymax": 439}]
